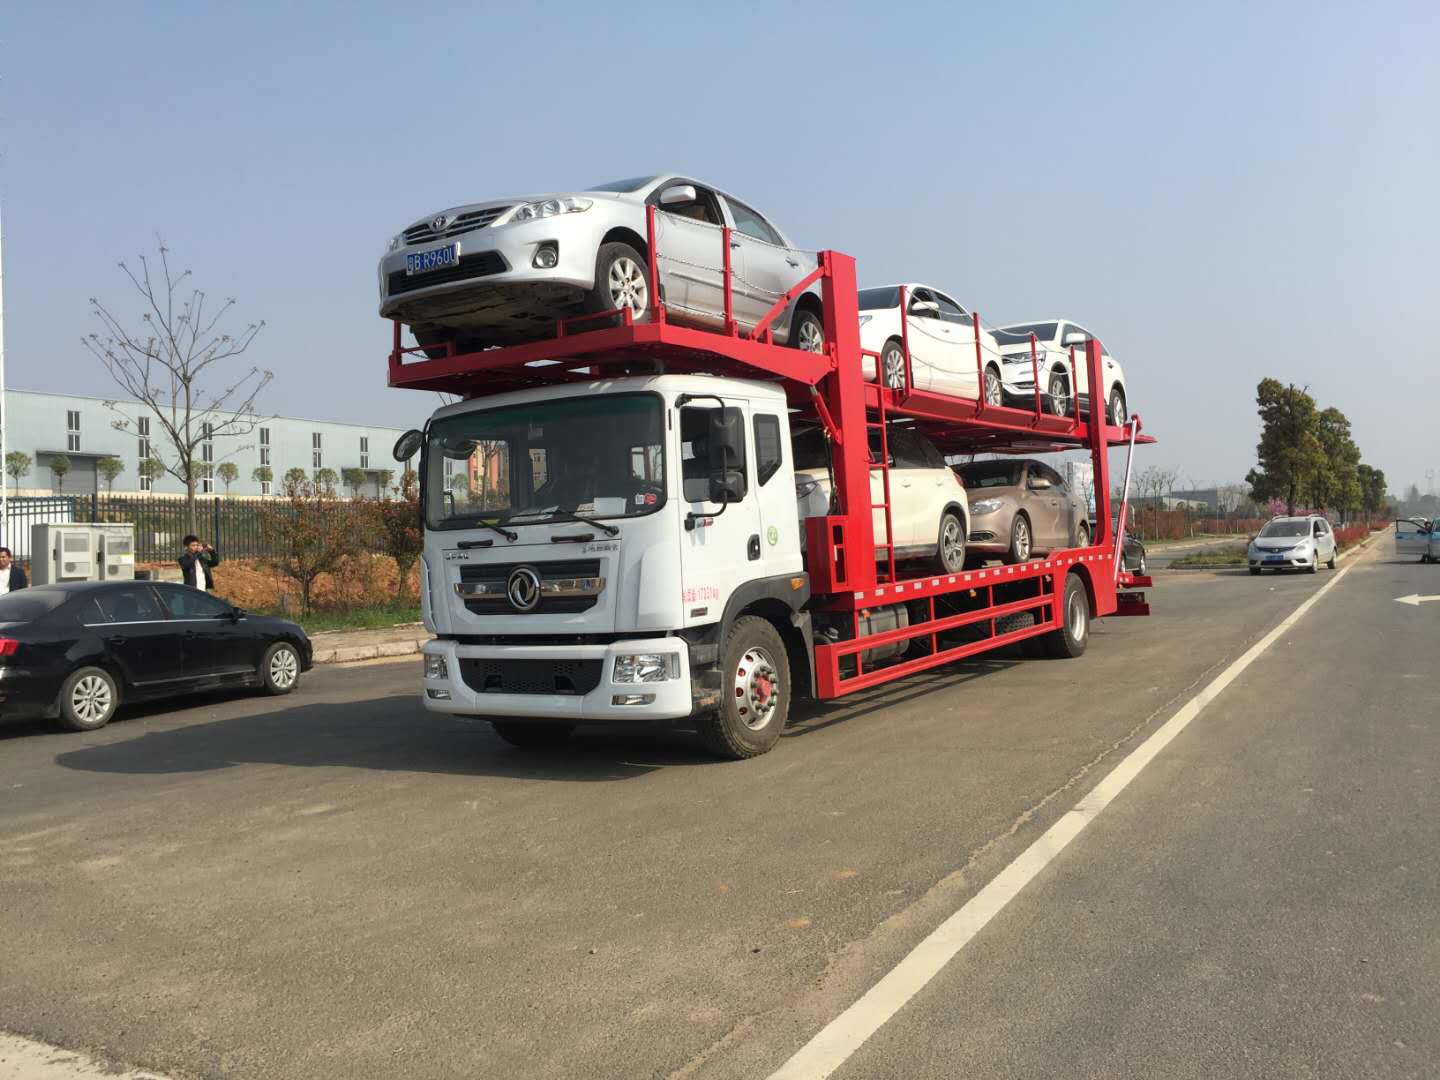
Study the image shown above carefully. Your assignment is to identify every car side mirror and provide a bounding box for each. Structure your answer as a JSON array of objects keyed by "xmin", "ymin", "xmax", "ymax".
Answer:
[
  {"xmin": 659, "ymin": 184, "xmax": 699, "ymax": 206},
  {"xmin": 231, "ymin": 607, "xmax": 245, "ymax": 620},
  {"xmin": 1029, "ymin": 477, "xmax": 1052, "ymax": 490},
  {"xmin": 909, "ymin": 300, "xmax": 940, "ymax": 317},
  {"xmin": 1062, "ymin": 331, "xmax": 1088, "ymax": 347}
]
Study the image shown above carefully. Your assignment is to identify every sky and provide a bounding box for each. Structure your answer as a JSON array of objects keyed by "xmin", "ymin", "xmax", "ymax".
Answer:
[{"xmin": 3, "ymin": 0, "xmax": 1436, "ymax": 496}]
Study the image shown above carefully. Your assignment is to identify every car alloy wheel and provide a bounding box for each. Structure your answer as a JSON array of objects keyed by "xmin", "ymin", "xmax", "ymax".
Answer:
[
  {"xmin": 1047, "ymin": 372, "xmax": 1070, "ymax": 416},
  {"xmin": 606, "ymin": 256, "xmax": 648, "ymax": 316},
  {"xmin": 71, "ymin": 674, "xmax": 112, "ymax": 725},
  {"xmin": 733, "ymin": 645, "xmax": 781, "ymax": 731},
  {"xmin": 1012, "ymin": 517, "xmax": 1031, "ymax": 562},
  {"xmin": 797, "ymin": 318, "xmax": 824, "ymax": 354},
  {"xmin": 1108, "ymin": 389, "xmax": 1128, "ymax": 427},
  {"xmin": 984, "ymin": 368, "xmax": 1003, "ymax": 406},
  {"xmin": 882, "ymin": 343, "xmax": 906, "ymax": 388},
  {"xmin": 269, "ymin": 646, "xmax": 299, "ymax": 689}
]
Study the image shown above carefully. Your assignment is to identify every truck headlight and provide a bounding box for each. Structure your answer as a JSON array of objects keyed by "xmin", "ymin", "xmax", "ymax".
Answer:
[
  {"xmin": 424, "ymin": 654, "xmax": 448, "ymax": 679},
  {"xmin": 510, "ymin": 197, "xmax": 593, "ymax": 223},
  {"xmin": 971, "ymin": 498, "xmax": 1004, "ymax": 515},
  {"xmin": 613, "ymin": 653, "xmax": 680, "ymax": 683}
]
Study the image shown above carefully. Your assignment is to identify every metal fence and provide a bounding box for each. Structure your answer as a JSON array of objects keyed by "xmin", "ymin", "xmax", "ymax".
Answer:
[{"xmin": 3, "ymin": 494, "xmax": 380, "ymax": 566}]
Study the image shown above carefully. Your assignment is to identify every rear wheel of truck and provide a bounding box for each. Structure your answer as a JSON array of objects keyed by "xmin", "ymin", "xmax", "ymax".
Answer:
[
  {"xmin": 1041, "ymin": 574, "xmax": 1090, "ymax": 659},
  {"xmin": 491, "ymin": 721, "xmax": 576, "ymax": 749},
  {"xmin": 696, "ymin": 616, "xmax": 790, "ymax": 760}
]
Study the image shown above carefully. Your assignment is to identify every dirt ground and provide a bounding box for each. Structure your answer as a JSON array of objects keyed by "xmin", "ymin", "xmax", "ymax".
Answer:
[{"xmin": 137, "ymin": 555, "xmax": 419, "ymax": 614}]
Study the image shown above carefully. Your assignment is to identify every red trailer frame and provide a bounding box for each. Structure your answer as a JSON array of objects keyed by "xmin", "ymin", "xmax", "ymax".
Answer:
[{"xmin": 388, "ymin": 212, "xmax": 1154, "ymax": 701}]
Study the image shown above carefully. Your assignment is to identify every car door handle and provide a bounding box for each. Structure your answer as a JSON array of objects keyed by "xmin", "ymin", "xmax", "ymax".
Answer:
[
  {"xmin": 901, "ymin": 479, "xmax": 912, "ymax": 487},
  {"xmin": 730, "ymin": 239, "xmax": 742, "ymax": 248},
  {"xmin": 106, "ymin": 636, "xmax": 126, "ymax": 647},
  {"xmin": 787, "ymin": 257, "xmax": 801, "ymax": 267}
]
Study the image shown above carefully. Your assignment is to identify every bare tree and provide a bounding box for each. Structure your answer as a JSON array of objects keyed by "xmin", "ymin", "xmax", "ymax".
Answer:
[{"xmin": 83, "ymin": 241, "xmax": 271, "ymax": 533}]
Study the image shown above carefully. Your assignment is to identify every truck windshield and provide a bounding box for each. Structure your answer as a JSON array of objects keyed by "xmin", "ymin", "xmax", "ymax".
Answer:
[{"xmin": 425, "ymin": 393, "xmax": 666, "ymax": 530}]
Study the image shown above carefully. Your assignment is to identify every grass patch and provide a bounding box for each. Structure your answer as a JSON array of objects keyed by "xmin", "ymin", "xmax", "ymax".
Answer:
[
  {"xmin": 1169, "ymin": 545, "xmax": 1248, "ymax": 568},
  {"xmin": 252, "ymin": 602, "xmax": 422, "ymax": 634}
]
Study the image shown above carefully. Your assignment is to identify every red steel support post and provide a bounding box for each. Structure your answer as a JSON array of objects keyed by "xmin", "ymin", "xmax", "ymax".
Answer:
[
  {"xmin": 1030, "ymin": 333, "xmax": 1041, "ymax": 417},
  {"xmin": 973, "ymin": 313, "xmax": 986, "ymax": 408},
  {"xmin": 645, "ymin": 205, "xmax": 662, "ymax": 322},
  {"xmin": 819, "ymin": 252, "xmax": 877, "ymax": 593},
  {"xmin": 898, "ymin": 285, "xmax": 912, "ymax": 394},
  {"xmin": 721, "ymin": 226, "xmax": 735, "ymax": 335},
  {"xmin": 1088, "ymin": 338, "xmax": 1112, "ymax": 551}
]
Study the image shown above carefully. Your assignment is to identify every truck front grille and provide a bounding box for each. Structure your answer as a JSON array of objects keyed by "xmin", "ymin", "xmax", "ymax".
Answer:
[{"xmin": 458, "ymin": 658, "xmax": 604, "ymax": 696}]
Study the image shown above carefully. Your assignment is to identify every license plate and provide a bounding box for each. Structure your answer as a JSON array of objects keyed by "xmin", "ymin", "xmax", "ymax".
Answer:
[
  {"xmin": 406, "ymin": 243, "xmax": 459, "ymax": 275},
  {"xmin": 1265, "ymin": 556, "xmax": 1285, "ymax": 563}
]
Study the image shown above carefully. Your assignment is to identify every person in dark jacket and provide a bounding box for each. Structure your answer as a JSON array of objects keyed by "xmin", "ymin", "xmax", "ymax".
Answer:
[
  {"xmin": 178, "ymin": 535, "xmax": 221, "ymax": 592},
  {"xmin": 0, "ymin": 547, "xmax": 27, "ymax": 594}
]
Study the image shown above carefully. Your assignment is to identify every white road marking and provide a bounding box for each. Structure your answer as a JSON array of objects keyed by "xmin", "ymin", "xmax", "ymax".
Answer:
[
  {"xmin": 767, "ymin": 543, "xmax": 1367, "ymax": 1080},
  {"xmin": 1393, "ymin": 593, "xmax": 1440, "ymax": 606},
  {"xmin": 0, "ymin": 1033, "xmax": 172, "ymax": 1079}
]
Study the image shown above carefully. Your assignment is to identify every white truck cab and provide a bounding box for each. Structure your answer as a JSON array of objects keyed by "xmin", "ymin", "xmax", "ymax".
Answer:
[{"xmin": 414, "ymin": 374, "xmax": 809, "ymax": 752}]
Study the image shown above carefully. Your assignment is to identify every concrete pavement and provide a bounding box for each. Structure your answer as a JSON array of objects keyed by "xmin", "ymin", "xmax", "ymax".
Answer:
[{"xmin": 0, "ymin": 548, "xmax": 1429, "ymax": 1078}]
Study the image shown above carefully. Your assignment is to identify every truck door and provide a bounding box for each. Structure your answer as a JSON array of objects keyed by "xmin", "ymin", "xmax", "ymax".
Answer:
[
  {"xmin": 750, "ymin": 410, "xmax": 804, "ymax": 581},
  {"xmin": 679, "ymin": 401, "xmax": 763, "ymax": 625},
  {"xmin": 1395, "ymin": 518, "xmax": 1430, "ymax": 558}
]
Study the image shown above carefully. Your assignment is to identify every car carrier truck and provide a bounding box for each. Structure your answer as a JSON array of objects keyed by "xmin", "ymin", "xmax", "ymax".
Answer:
[{"xmin": 387, "ymin": 208, "xmax": 1153, "ymax": 758}]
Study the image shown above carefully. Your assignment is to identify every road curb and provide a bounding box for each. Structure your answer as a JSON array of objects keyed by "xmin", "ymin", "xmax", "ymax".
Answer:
[
  {"xmin": 310, "ymin": 633, "xmax": 430, "ymax": 665},
  {"xmin": 1162, "ymin": 529, "xmax": 1386, "ymax": 571}
]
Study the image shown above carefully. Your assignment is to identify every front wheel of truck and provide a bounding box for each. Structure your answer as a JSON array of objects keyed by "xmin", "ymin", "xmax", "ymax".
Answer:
[
  {"xmin": 491, "ymin": 721, "xmax": 576, "ymax": 749},
  {"xmin": 696, "ymin": 616, "xmax": 791, "ymax": 760}
]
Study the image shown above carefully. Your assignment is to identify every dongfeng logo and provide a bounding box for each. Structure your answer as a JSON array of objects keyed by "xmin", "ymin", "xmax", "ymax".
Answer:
[
  {"xmin": 431, "ymin": 214, "xmax": 449, "ymax": 233},
  {"xmin": 506, "ymin": 566, "xmax": 541, "ymax": 612}
]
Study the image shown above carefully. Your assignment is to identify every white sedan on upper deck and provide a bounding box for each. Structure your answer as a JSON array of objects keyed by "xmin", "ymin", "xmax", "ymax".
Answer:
[
  {"xmin": 857, "ymin": 284, "xmax": 1006, "ymax": 403},
  {"xmin": 992, "ymin": 320, "xmax": 1130, "ymax": 426},
  {"xmin": 379, "ymin": 173, "xmax": 824, "ymax": 357}
]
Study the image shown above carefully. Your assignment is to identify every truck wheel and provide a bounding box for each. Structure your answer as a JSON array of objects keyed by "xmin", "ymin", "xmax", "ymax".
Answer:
[
  {"xmin": 935, "ymin": 512, "xmax": 966, "ymax": 573},
  {"xmin": 491, "ymin": 721, "xmax": 576, "ymax": 749},
  {"xmin": 696, "ymin": 617, "xmax": 790, "ymax": 760},
  {"xmin": 57, "ymin": 666, "xmax": 120, "ymax": 732},
  {"xmin": 790, "ymin": 308, "xmax": 825, "ymax": 353},
  {"xmin": 1006, "ymin": 514, "xmax": 1032, "ymax": 564},
  {"xmin": 584, "ymin": 243, "xmax": 652, "ymax": 325},
  {"xmin": 1042, "ymin": 574, "xmax": 1090, "ymax": 659}
]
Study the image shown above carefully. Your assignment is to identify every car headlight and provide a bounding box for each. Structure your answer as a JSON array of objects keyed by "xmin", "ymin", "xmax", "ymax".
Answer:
[
  {"xmin": 509, "ymin": 197, "xmax": 593, "ymax": 223},
  {"xmin": 1001, "ymin": 352, "xmax": 1036, "ymax": 365},
  {"xmin": 424, "ymin": 654, "xmax": 448, "ymax": 679},
  {"xmin": 970, "ymin": 498, "xmax": 1004, "ymax": 515},
  {"xmin": 386, "ymin": 233, "xmax": 406, "ymax": 253},
  {"xmin": 858, "ymin": 314, "xmax": 873, "ymax": 327},
  {"xmin": 613, "ymin": 653, "xmax": 680, "ymax": 683}
]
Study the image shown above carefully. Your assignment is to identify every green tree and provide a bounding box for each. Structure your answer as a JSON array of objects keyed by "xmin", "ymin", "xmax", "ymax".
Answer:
[
  {"xmin": 252, "ymin": 465, "xmax": 274, "ymax": 492},
  {"xmin": 314, "ymin": 467, "xmax": 339, "ymax": 492},
  {"xmin": 4, "ymin": 451, "xmax": 32, "ymax": 493},
  {"xmin": 1356, "ymin": 464, "xmax": 1388, "ymax": 516},
  {"xmin": 84, "ymin": 240, "xmax": 270, "ymax": 534},
  {"xmin": 261, "ymin": 475, "xmax": 359, "ymax": 615},
  {"xmin": 138, "ymin": 457, "xmax": 167, "ymax": 490},
  {"xmin": 375, "ymin": 468, "xmax": 395, "ymax": 499},
  {"xmin": 376, "ymin": 471, "xmax": 423, "ymax": 598},
  {"xmin": 341, "ymin": 467, "xmax": 367, "ymax": 498},
  {"xmin": 49, "ymin": 454, "xmax": 72, "ymax": 491},
  {"xmin": 1245, "ymin": 380, "xmax": 1325, "ymax": 515},
  {"xmin": 283, "ymin": 467, "xmax": 309, "ymax": 493},
  {"xmin": 216, "ymin": 461, "xmax": 240, "ymax": 494},
  {"xmin": 97, "ymin": 456, "xmax": 125, "ymax": 493},
  {"xmin": 1311, "ymin": 407, "xmax": 1361, "ymax": 516}
]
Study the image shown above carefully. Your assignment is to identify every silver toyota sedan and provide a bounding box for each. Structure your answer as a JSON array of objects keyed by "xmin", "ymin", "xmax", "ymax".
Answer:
[{"xmin": 379, "ymin": 173, "xmax": 824, "ymax": 355}]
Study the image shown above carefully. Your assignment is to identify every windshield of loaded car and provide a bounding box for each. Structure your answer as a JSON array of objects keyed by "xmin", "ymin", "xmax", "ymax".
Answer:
[
  {"xmin": 858, "ymin": 287, "xmax": 902, "ymax": 310},
  {"xmin": 585, "ymin": 176, "xmax": 659, "ymax": 193},
  {"xmin": 425, "ymin": 393, "xmax": 666, "ymax": 530},
  {"xmin": 991, "ymin": 323, "xmax": 1060, "ymax": 346},
  {"xmin": 1258, "ymin": 520, "xmax": 1308, "ymax": 538},
  {"xmin": 958, "ymin": 461, "xmax": 1023, "ymax": 488}
]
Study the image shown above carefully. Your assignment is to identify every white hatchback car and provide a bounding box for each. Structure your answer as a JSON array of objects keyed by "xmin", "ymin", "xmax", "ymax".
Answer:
[
  {"xmin": 992, "ymin": 320, "xmax": 1129, "ymax": 426},
  {"xmin": 793, "ymin": 425, "xmax": 969, "ymax": 573},
  {"xmin": 380, "ymin": 173, "xmax": 824, "ymax": 356},
  {"xmin": 1248, "ymin": 516, "xmax": 1337, "ymax": 574},
  {"xmin": 857, "ymin": 285, "xmax": 1006, "ymax": 405}
]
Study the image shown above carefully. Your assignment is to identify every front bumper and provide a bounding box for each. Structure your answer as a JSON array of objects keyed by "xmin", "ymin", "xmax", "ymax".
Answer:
[
  {"xmin": 1248, "ymin": 548, "xmax": 1313, "ymax": 569},
  {"xmin": 420, "ymin": 637, "xmax": 694, "ymax": 722},
  {"xmin": 378, "ymin": 217, "xmax": 602, "ymax": 333}
]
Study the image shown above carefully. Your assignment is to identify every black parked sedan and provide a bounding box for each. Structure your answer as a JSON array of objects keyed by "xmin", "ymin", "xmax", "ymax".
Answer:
[{"xmin": 0, "ymin": 581, "xmax": 312, "ymax": 732}]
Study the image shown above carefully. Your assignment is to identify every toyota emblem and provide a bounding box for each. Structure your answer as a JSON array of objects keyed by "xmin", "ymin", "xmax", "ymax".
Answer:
[
  {"xmin": 506, "ymin": 566, "xmax": 541, "ymax": 612},
  {"xmin": 431, "ymin": 213, "xmax": 449, "ymax": 233}
]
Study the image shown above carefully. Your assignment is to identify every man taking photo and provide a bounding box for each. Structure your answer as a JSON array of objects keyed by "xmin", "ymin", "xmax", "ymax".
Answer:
[
  {"xmin": 178, "ymin": 535, "xmax": 221, "ymax": 592},
  {"xmin": 0, "ymin": 547, "xmax": 28, "ymax": 594}
]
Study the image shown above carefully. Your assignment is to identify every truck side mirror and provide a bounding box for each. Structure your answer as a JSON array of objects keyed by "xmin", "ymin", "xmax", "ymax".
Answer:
[
  {"xmin": 393, "ymin": 429, "xmax": 423, "ymax": 462},
  {"xmin": 709, "ymin": 468, "xmax": 746, "ymax": 505}
]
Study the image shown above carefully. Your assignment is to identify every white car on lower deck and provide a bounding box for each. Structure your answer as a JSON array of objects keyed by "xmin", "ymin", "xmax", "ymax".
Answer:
[
  {"xmin": 992, "ymin": 320, "xmax": 1129, "ymax": 426},
  {"xmin": 856, "ymin": 284, "xmax": 1007, "ymax": 405}
]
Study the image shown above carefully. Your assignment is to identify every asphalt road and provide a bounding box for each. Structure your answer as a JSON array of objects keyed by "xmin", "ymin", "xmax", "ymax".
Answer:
[{"xmin": 1, "ymin": 538, "xmax": 1430, "ymax": 1079}]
